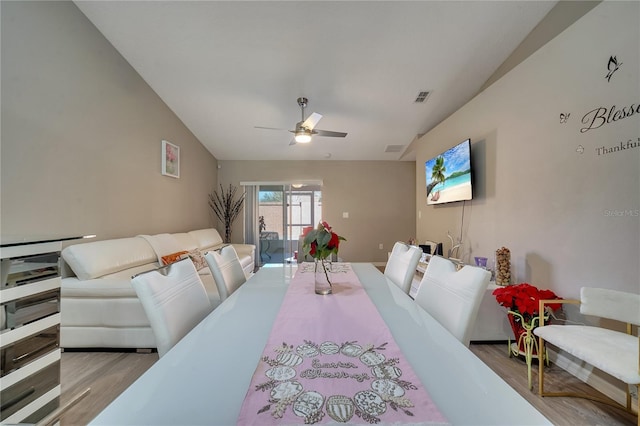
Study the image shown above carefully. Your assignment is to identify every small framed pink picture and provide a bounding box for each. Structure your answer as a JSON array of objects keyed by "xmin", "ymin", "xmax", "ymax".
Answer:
[{"xmin": 161, "ymin": 140, "xmax": 180, "ymax": 178}]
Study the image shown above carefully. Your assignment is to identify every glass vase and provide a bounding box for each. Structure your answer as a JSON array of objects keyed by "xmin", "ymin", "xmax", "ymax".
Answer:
[
  {"xmin": 314, "ymin": 258, "xmax": 332, "ymax": 295},
  {"xmin": 495, "ymin": 247, "xmax": 511, "ymax": 286}
]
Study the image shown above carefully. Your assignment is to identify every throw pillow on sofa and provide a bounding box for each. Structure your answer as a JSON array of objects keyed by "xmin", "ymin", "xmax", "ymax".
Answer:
[
  {"xmin": 161, "ymin": 250, "xmax": 189, "ymax": 265},
  {"xmin": 186, "ymin": 249, "xmax": 208, "ymax": 271}
]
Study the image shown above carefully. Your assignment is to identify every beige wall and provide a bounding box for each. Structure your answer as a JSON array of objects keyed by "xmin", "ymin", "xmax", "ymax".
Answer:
[
  {"xmin": 415, "ymin": 2, "xmax": 638, "ymax": 402},
  {"xmin": 1, "ymin": 1, "xmax": 218, "ymax": 243},
  {"xmin": 416, "ymin": 1, "xmax": 639, "ymax": 299},
  {"xmin": 219, "ymin": 161, "xmax": 415, "ymax": 262},
  {"xmin": 480, "ymin": 1, "xmax": 600, "ymax": 92}
]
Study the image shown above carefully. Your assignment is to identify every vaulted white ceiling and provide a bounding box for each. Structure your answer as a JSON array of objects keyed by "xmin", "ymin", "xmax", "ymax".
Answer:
[{"xmin": 74, "ymin": 1, "xmax": 557, "ymax": 161}]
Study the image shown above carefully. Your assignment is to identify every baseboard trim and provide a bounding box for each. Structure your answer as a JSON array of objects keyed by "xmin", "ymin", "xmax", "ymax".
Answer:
[{"xmin": 546, "ymin": 348, "xmax": 638, "ymax": 409}]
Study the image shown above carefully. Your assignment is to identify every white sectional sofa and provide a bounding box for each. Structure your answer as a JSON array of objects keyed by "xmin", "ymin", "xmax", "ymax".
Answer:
[{"xmin": 60, "ymin": 228, "xmax": 255, "ymax": 349}]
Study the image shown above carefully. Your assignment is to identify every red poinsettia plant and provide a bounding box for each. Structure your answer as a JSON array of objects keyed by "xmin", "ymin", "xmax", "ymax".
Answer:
[
  {"xmin": 301, "ymin": 221, "xmax": 346, "ymax": 261},
  {"xmin": 493, "ymin": 283, "xmax": 563, "ymax": 324}
]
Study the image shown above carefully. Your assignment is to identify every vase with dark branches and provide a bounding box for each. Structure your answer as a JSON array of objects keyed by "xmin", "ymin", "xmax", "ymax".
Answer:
[{"xmin": 208, "ymin": 184, "xmax": 245, "ymax": 243}]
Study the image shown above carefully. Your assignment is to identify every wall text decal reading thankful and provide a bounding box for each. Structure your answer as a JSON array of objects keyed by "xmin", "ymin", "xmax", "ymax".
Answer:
[{"xmin": 595, "ymin": 137, "xmax": 640, "ymax": 156}]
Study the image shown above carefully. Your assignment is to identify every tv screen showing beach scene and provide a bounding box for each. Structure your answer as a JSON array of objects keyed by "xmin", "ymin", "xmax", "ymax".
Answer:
[{"xmin": 425, "ymin": 138, "xmax": 473, "ymax": 205}]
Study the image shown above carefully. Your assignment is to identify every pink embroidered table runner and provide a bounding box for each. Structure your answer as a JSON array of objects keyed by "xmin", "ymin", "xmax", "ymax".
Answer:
[{"xmin": 237, "ymin": 263, "xmax": 448, "ymax": 425}]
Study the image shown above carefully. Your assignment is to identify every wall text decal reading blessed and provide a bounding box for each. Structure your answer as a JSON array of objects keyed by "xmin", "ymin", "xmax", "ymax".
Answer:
[{"xmin": 580, "ymin": 103, "xmax": 640, "ymax": 133}]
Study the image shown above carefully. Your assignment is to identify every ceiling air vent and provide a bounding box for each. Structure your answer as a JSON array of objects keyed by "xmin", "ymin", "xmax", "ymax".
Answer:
[
  {"xmin": 414, "ymin": 91, "xmax": 431, "ymax": 103},
  {"xmin": 385, "ymin": 144, "xmax": 405, "ymax": 153}
]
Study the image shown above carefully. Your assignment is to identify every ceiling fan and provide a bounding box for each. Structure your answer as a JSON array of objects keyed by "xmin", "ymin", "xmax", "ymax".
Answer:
[{"xmin": 255, "ymin": 97, "xmax": 347, "ymax": 145}]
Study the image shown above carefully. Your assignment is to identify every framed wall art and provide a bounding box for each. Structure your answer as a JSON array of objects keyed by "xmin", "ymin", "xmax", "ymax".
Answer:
[{"xmin": 161, "ymin": 140, "xmax": 180, "ymax": 178}]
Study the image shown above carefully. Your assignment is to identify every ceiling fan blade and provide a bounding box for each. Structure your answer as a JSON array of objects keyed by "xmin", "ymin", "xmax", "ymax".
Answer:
[
  {"xmin": 288, "ymin": 139, "xmax": 297, "ymax": 146},
  {"xmin": 314, "ymin": 129, "xmax": 347, "ymax": 138},
  {"xmin": 254, "ymin": 126, "xmax": 290, "ymax": 131},
  {"xmin": 301, "ymin": 112, "xmax": 322, "ymax": 130}
]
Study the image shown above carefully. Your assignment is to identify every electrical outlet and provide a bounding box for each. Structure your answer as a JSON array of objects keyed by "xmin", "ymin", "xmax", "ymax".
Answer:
[{"xmin": 378, "ymin": 243, "xmax": 383, "ymax": 250}]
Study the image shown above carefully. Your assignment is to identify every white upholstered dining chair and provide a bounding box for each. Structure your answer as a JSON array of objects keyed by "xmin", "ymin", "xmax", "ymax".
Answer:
[
  {"xmin": 534, "ymin": 287, "xmax": 640, "ymax": 419},
  {"xmin": 131, "ymin": 258, "xmax": 213, "ymax": 358},
  {"xmin": 204, "ymin": 245, "xmax": 247, "ymax": 303},
  {"xmin": 414, "ymin": 255, "xmax": 490, "ymax": 347},
  {"xmin": 384, "ymin": 242, "xmax": 422, "ymax": 295}
]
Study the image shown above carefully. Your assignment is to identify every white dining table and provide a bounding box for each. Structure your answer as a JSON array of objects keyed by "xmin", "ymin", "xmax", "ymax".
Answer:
[{"xmin": 90, "ymin": 263, "xmax": 551, "ymax": 425}]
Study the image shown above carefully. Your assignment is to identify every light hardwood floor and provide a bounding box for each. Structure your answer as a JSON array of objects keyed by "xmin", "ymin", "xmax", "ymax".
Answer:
[
  {"xmin": 469, "ymin": 343, "xmax": 636, "ymax": 426},
  {"xmin": 59, "ymin": 344, "xmax": 636, "ymax": 425},
  {"xmin": 59, "ymin": 350, "xmax": 158, "ymax": 425}
]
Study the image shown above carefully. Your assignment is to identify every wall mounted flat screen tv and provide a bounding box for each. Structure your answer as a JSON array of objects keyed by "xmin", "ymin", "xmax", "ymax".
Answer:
[{"xmin": 425, "ymin": 138, "xmax": 473, "ymax": 205}]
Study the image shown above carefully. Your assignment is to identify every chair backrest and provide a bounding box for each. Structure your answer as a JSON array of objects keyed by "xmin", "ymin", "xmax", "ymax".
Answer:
[
  {"xmin": 580, "ymin": 287, "xmax": 640, "ymax": 326},
  {"xmin": 204, "ymin": 245, "xmax": 247, "ymax": 302},
  {"xmin": 384, "ymin": 242, "xmax": 422, "ymax": 294},
  {"xmin": 131, "ymin": 258, "xmax": 212, "ymax": 358},
  {"xmin": 414, "ymin": 255, "xmax": 490, "ymax": 346}
]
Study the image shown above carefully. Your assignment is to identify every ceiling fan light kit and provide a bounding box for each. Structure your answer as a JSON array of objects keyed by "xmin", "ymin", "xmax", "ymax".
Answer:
[
  {"xmin": 294, "ymin": 131, "xmax": 312, "ymax": 143},
  {"xmin": 256, "ymin": 97, "xmax": 347, "ymax": 146}
]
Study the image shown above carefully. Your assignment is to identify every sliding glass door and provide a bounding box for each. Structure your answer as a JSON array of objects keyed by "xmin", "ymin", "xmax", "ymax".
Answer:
[
  {"xmin": 244, "ymin": 182, "xmax": 321, "ymax": 266},
  {"xmin": 286, "ymin": 186, "xmax": 323, "ymax": 263},
  {"xmin": 258, "ymin": 185, "xmax": 286, "ymax": 264}
]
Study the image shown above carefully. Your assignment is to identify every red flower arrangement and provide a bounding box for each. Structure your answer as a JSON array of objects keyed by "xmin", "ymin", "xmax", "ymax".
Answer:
[
  {"xmin": 493, "ymin": 283, "xmax": 563, "ymax": 323},
  {"xmin": 301, "ymin": 221, "xmax": 346, "ymax": 260}
]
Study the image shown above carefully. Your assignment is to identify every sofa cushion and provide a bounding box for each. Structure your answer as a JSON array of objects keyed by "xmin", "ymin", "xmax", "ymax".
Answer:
[
  {"xmin": 189, "ymin": 229, "xmax": 224, "ymax": 250},
  {"xmin": 171, "ymin": 232, "xmax": 199, "ymax": 251},
  {"xmin": 101, "ymin": 263, "xmax": 158, "ymax": 281},
  {"xmin": 61, "ymin": 278, "xmax": 152, "ymax": 333},
  {"xmin": 62, "ymin": 237, "xmax": 156, "ymax": 280},
  {"xmin": 139, "ymin": 233, "xmax": 185, "ymax": 263},
  {"xmin": 62, "ymin": 274, "xmax": 222, "ymax": 308},
  {"xmin": 62, "ymin": 292, "xmax": 150, "ymax": 327},
  {"xmin": 62, "ymin": 277, "xmax": 138, "ymax": 298},
  {"xmin": 229, "ymin": 244, "xmax": 256, "ymax": 269}
]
